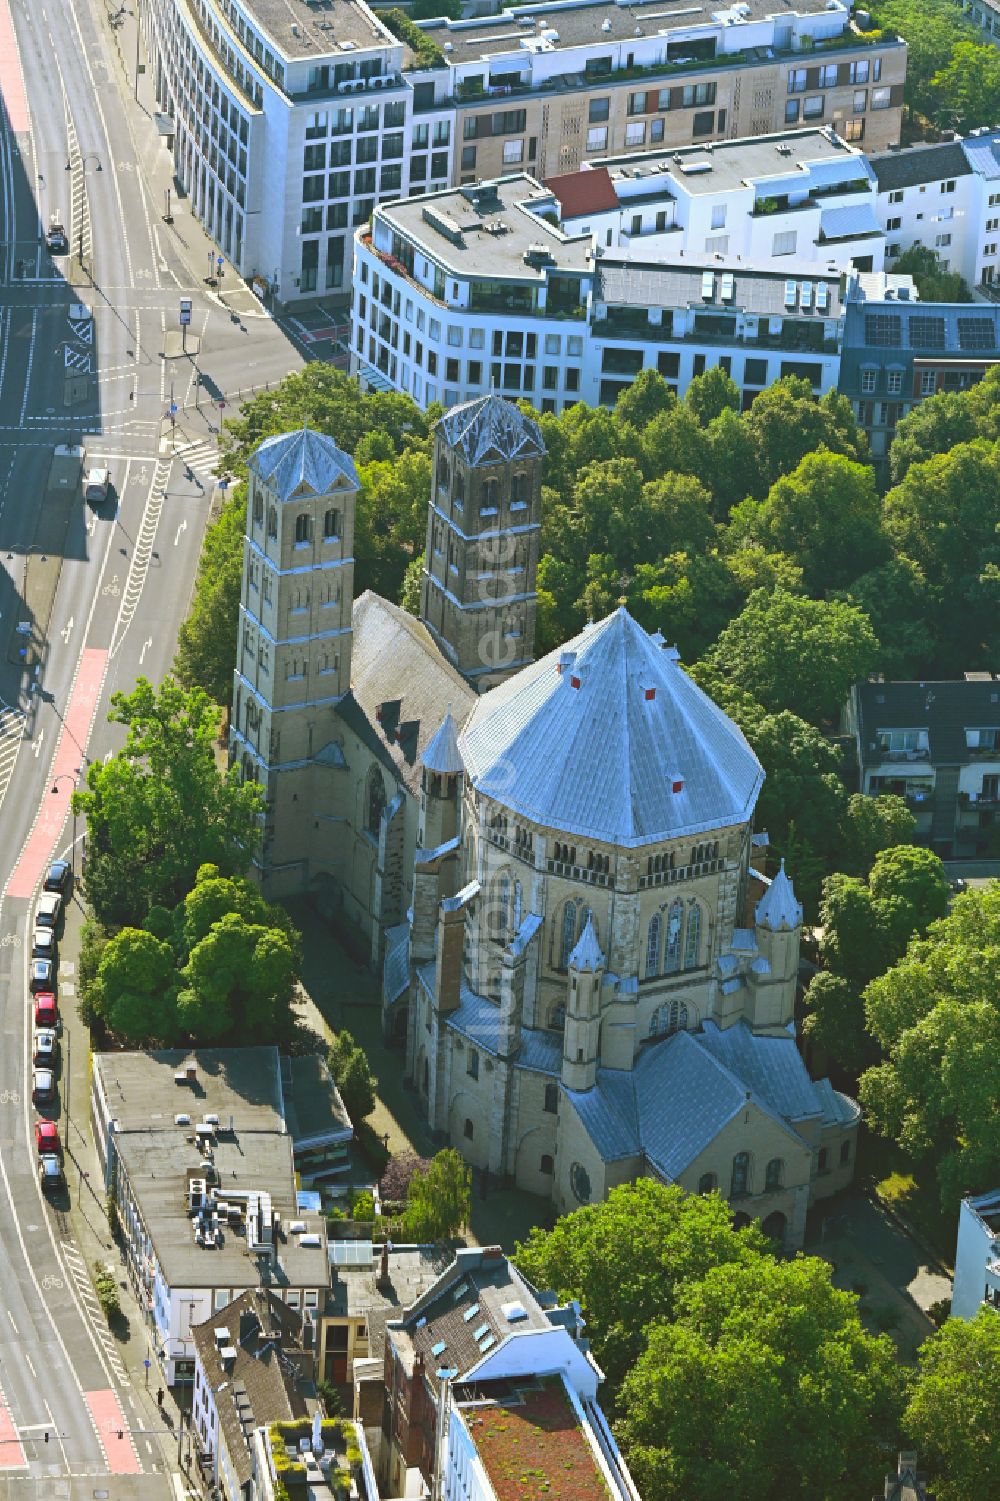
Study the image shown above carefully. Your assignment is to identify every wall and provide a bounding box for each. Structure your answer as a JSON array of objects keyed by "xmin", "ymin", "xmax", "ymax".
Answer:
[{"xmin": 952, "ymin": 1195, "xmax": 1000, "ymax": 1319}]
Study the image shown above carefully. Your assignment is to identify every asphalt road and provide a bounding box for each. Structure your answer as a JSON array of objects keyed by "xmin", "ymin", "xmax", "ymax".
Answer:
[{"xmin": 0, "ymin": 0, "xmax": 305, "ymax": 1491}]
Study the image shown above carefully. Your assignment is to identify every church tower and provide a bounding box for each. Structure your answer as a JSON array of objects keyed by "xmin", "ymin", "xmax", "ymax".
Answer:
[
  {"xmin": 230, "ymin": 427, "xmax": 359, "ymax": 895},
  {"xmin": 421, "ymin": 394, "xmax": 545, "ymax": 690}
]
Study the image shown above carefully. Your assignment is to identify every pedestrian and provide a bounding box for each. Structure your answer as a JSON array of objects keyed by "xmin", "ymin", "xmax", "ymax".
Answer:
[{"xmin": 157, "ymin": 1387, "xmax": 164, "ymax": 1407}]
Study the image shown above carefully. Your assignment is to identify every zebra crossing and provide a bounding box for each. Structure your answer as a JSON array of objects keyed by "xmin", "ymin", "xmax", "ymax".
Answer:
[
  {"xmin": 60, "ymin": 1241, "xmax": 130, "ymax": 1386},
  {"xmin": 167, "ymin": 436, "xmax": 218, "ymax": 475},
  {"xmin": 0, "ymin": 703, "xmax": 25, "ymax": 819}
]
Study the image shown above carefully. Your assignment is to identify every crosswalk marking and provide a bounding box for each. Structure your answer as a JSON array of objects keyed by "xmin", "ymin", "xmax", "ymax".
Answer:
[
  {"xmin": 0, "ymin": 705, "xmax": 25, "ymax": 819},
  {"xmin": 61, "ymin": 1244, "xmax": 130, "ymax": 1386},
  {"xmin": 169, "ymin": 437, "xmax": 217, "ymax": 474}
]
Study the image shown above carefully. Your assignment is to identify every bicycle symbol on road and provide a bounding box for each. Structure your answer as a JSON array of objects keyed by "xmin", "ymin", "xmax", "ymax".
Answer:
[
  {"xmin": 0, "ymin": 1090, "xmax": 20, "ymax": 1106},
  {"xmin": 0, "ymin": 933, "xmax": 22, "ymax": 948},
  {"xmin": 40, "ymin": 1275, "xmax": 63, "ymax": 1291},
  {"xmin": 101, "ymin": 576, "xmax": 121, "ymax": 598}
]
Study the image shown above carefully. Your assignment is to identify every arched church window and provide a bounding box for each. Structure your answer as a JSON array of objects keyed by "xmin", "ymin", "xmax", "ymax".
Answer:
[
  {"xmin": 494, "ymin": 872, "xmax": 510, "ymax": 940},
  {"xmin": 650, "ymin": 1000, "xmax": 688, "ymax": 1038},
  {"xmin": 365, "ymin": 767, "xmax": 387, "ymax": 838},
  {"xmin": 765, "ymin": 1157, "xmax": 784, "ymax": 1192},
  {"xmin": 664, "ymin": 898, "xmax": 683, "ymax": 973},
  {"xmin": 698, "ymin": 1172, "xmax": 717, "ymax": 1195},
  {"xmin": 323, "ymin": 508, "xmax": 340, "ymax": 540},
  {"xmin": 645, "ymin": 913, "xmax": 661, "ymax": 979},
  {"xmin": 267, "ymin": 505, "xmax": 278, "ymax": 538},
  {"xmin": 559, "ymin": 901, "xmax": 577, "ymax": 969},
  {"xmin": 731, "ymin": 1151, "xmax": 751, "ymax": 1198},
  {"xmin": 253, "ymin": 490, "xmax": 263, "ymax": 525},
  {"xmin": 684, "ymin": 902, "xmax": 702, "ymax": 970},
  {"xmin": 513, "ymin": 880, "xmax": 522, "ymax": 931},
  {"xmin": 569, "ymin": 1162, "xmax": 591, "ymax": 1204},
  {"xmin": 578, "ymin": 906, "xmax": 593, "ymax": 939}
]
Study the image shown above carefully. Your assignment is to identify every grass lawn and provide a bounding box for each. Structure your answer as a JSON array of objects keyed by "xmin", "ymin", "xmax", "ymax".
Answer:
[{"xmin": 856, "ymin": 1128, "xmax": 958, "ymax": 1271}]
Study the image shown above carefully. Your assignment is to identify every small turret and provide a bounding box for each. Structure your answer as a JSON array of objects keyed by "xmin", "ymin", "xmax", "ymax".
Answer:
[
  {"xmin": 561, "ymin": 918, "xmax": 605, "ymax": 1092},
  {"xmin": 750, "ymin": 859, "xmax": 802, "ymax": 1030},
  {"xmin": 420, "ymin": 709, "xmax": 464, "ymax": 850}
]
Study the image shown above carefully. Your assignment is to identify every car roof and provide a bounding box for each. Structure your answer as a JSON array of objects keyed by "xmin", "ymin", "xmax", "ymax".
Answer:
[
  {"xmin": 38, "ymin": 892, "xmax": 60, "ymax": 906},
  {"xmin": 48, "ymin": 860, "xmax": 68, "ymax": 874},
  {"xmin": 34, "ymin": 1067, "xmax": 53, "ymax": 1081}
]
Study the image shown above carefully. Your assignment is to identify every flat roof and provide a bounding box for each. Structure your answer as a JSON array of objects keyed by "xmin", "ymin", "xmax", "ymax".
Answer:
[
  {"xmin": 597, "ymin": 253, "xmax": 843, "ymax": 318},
  {"xmin": 95, "ymin": 1047, "xmax": 285, "ymax": 1135},
  {"xmin": 421, "ymin": 0, "xmax": 848, "ymax": 65},
  {"xmin": 377, "ymin": 175, "xmax": 592, "ymax": 278},
  {"xmin": 283, "ymin": 1054, "xmax": 352, "ymax": 1148},
  {"xmin": 599, "ymin": 126, "xmax": 863, "ymax": 197},
  {"xmin": 237, "ymin": 0, "xmax": 396, "ymax": 63},
  {"xmin": 458, "ymin": 1376, "xmax": 610, "ymax": 1501}
]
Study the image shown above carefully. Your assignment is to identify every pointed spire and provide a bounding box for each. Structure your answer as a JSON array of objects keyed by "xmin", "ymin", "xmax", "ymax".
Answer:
[
  {"xmin": 422, "ymin": 709, "xmax": 464, "ymax": 775},
  {"xmin": 755, "ymin": 859, "xmax": 803, "ymax": 932},
  {"xmin": 568, "ymin": 916, "xmax": 605, "ymax": 973}
]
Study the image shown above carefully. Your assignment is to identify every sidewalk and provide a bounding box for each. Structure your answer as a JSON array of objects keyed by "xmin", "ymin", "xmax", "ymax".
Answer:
[{"xmin": 57, "ymin": 885, "xmax": 198, "ymax": 1487}]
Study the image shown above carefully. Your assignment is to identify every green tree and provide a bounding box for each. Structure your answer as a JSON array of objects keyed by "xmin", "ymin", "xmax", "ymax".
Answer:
[
  {"xmin": 328, "ymin": 1031, "xmax": 376, "ymax": 1122},
  {"xmin": 838, "ymin": 556, "xmax": 935, "ymax": 680},
  {"xmin": 684, "ymin": 365, "xmax": 740, "ymax": 427},
  {"xmin": 702, "ymin": 405, "xmax": 761, "ymax": 518},
  {"xmin": 402, "ymin": 1149, "xmax": 471, "ymax": 1241},
  {"xmin": 409, "ymin": 0, "xmax": 462, "ymax": 18},
  {"xmin": 616, "ymin": 1257, "xmax": 902, "ymax": 1501},
  {"xmin": 74, "ymin": 679, "xmax": 264, "ymax": 928},
  {"xmin": 174, "ymin": 487, "xmax": 246, "ymax": 710},
  {"xmin": 515, "ymin": 1180, "xmax": 767, "ymax": 1391},
  {"xmin": 398, "ymin": 556, "xmax": 423, "ymax": 615},
  {"xmin": 905, "ymin": 1308, "xmax": 1000, "ymax": 1501},
  {"xmin": 86, "ymin": 928, "xmax": 179, "ymax": 1044},
  {"xmin": 699, "ymin": 588, "xmax": 879, "ymax": 725},
  {"xmin": 743, "ymin": 379, "xmax": 868, "ymax": 495},
  {"xmin": 179, "ymin": 911, "xmax": 297, "ymax": 1042},
  {"xmin": 801, "ymin": 972, "xmax": 874, "ymax": 1077},
  {"xmin": 890, "ymin": 244, "xmax": 971, "ymax": 304},
  {"xmin": 873, "ymin": 0, "xmax": 978, "ymax": 117},
  {"xmin": 613, "ymin": 368, "xmax": 677, "ymax": 430},
  {"xmin": 860, "ymin": 883, "xmax": 1000, "ymax": 1204},
  {"xmin": 889, "ymin": 365, "xmax": 1000, "ymax": 482},
  {"xmin": 355, "ymin": 447, "xmax": 432, "ymax": 602},
  {"xmin": 727, "ymin": 451, "xmax": 886, "ymax": 593},
  {"xmin": 820, "ymin": 846, "xmax": 949, "ymax": 987},
  {"xmin": 840, "ymin": 792, "xmax": 917, "ymax": 877},
  {"xmin": 747, "ymin": 710, "xmax": 847, "ymax": 904},
  {"xmin": 931, "ymin": 38, "xmax": 1000, "ymax": 134}
]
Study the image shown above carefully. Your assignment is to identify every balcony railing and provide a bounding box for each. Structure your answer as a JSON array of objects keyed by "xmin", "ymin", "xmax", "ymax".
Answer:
[{"xmin": 639, "ymin": 856, "xmax": 725, "ymax": 890}]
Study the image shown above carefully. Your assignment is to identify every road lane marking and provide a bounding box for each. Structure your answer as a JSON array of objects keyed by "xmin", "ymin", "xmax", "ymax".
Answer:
[
  {"xmin": 61, "ymin": 615, "xmax": 74, "ymax": 643},
  {"xmin": 109, "ymin": 458, "xmax": 170, "ymax": 660},
  {"xmin": 6, "ymin": 1311, "xmax": 17, "ymax": 1335},
  {"xmin": 85, "ymin": 1393, "xmax": 141, "ymax": 1474},
  {"xmin": 31, "ymin": 727, "xmax": 43, "ymax": 758},
  {"xmin": 174, "ymin": 518, "xmax": 187, "ymax": 546},
  {"xmin": 138, "ymin": 636, "xmax": 152, "ymax": 665},
  {"xmin": 17, "ymin": 308, "xmax": 37, "ymax": 425},
  {"xmin": 23, "ymin": 1356, "xmax": 34, "ymax": 1379}
]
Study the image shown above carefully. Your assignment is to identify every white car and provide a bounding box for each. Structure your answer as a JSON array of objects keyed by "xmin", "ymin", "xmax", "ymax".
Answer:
[
  {"xmin": 33, "ymin": 1028, "xmax": 57, "ymax": 1065},
  {"xmin": 32, "ymin": 1067, "xmax": 55, "ymax": 1104},
  {"xmin": 32, "ymin": 928, "xmax": 57, "ymax": 961},
  {"xmin": 35, "ymin": 892, "xmax": 61, "ymax": 929}
]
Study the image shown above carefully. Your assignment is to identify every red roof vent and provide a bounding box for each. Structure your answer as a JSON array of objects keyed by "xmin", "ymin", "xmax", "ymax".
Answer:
[
  {"xmin": 645, "ymin": 686, "xmax": 656, "ymax": 701},
  {"xmin": 672, "ymin": 777, "xmax": 684, "ymax": 794},
  {"xmin": 571, "ymin": 675, "xmax": 581, "ymax": 689}
]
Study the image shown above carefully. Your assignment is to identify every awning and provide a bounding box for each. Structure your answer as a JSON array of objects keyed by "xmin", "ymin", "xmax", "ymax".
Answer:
[{"xmin": 820, "ymin": 202, "xmax": 884, "ymax": 240}]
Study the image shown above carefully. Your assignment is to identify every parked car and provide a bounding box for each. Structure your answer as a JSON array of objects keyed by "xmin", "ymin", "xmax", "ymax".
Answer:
[
  {"xmin": 33, "ymin": 1029, "xmax": 57, "ymax": 1066},
  {"xmin": 35, "ymin": 892, "xmax": 61, "ymax": 929},
  {"xmin": 29, "ymin": 959, "xmax": 54, "ymax": 994},
  {"xmin": 31, "ymin": 928, "xmax": 57, "ymax": 962},
  {"xmin": 44, "ymin": 861, "xmax": 71, "ymax": 896},
  {"xmin": 32, "ymin": 1068, "xmax": 55, "ymax": 1104},
  {"xmin": 39, "ymin": 1154, "xmax": 64, "ymax": 1190},
  {"xmin": 33, "ymin": 994, "xmax": 59, "ymax": 1031},
  {"xmin": 34, "ymin": 1120, "xmax": 61, "ymax": 1157}
]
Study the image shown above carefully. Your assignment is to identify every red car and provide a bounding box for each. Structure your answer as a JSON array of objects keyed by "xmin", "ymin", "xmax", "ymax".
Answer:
[
  {"xmin": 34, "ymin": 1120, "xmax": 61, "ymax": 1157},
  {"xmin": 33, "ymin": 994, "xmax": 58, "ymax": 1030}
]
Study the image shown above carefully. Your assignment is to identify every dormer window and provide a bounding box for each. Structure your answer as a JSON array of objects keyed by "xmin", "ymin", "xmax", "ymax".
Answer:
[
  {"xmin": 876, "ymin": 728, "xmax": 928, "ymax": 757},
  {"xmin": 966, "ymin": 727, "xmax": 1000, "ymax": 753}
]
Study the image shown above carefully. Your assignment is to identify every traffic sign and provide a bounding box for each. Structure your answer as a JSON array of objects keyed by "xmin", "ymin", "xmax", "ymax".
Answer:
[
  {"xmin": 143, "ymin": 1359, "xmax": 151, "ymax": 1369},
  {"xmin": 179, "ymin": 298, "xmax": 192, "ymax": 327},
  {"xmin": 217, "ymin": 256, "xmax": 224, "ymax": 269}
]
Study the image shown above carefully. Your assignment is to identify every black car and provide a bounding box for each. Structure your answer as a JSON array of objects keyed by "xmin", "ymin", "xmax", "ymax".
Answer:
[
  {"xmin": 29, "ymin": 958, "xmax": 54, "ymax": 994},
  {"xmin": 44, "ymin": 861, "xmax": 71, "ymax": 896}
]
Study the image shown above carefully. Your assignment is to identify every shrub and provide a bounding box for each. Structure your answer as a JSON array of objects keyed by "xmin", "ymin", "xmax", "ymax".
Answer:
[{"xmin": 93, "ymin": 1262, "xmax": 121, "ymax": 1321}]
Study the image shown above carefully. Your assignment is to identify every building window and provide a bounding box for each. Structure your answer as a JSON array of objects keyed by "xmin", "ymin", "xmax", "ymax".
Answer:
[
  {"xmin": 692, "ymin": 110, "xmax": 715, "ymax": 137},
  {"xmin": 684, "ymin": 903, "xmax": 702, "ymax": 969},
  {"xmin": 840, "ymin": 1140, "xmax": 851, "ymax": 1165},
  {"xmin": 861, "ymin": 369, "xmax": 877, "ymax": 394},
  {"xmin": 644, "ymin": 913, "xmax": 661, "ymax": 978},
  {"xmin": 503, "ymin": 139, "xmax": 524, "ymax": 164},
  {"xmin": 544, "ymin": 1082, "xmax": 558, "ymax": 1113},
  {"xmin": 887, "ymin": 369, "xmax": 903, "ymax": 395},
  {"xmin": 540, "ymin": 1154, "xmax": 554, "ymax": 1175},
  {"xmin": 698, "ymin": 1173, "xmax": 717, "ymax": 1194},
  {"xmin": 650, "ymin": 999, "xmax": 689, "ymax": 1037},
  {"xmin": 464, "ymin": 1118, "xmax": 474, "ymax": 1140},
  {"xmin": 731, "ymin": 1151, "xmax": 751, "ymax": 1198},
  {"xmin": 627, "ymin": 90, "xmax": 645, "ymax": 115},
  {"xmin": 818, "ymin": 1147, "xmax": 829, "ymax": 1174},
  {"xmin": 324, "ymin": 508, "xmax": 340, "ymax": 540},
  {"xmin": 586, "ymin": 126, "xmax": 608, "ymax": 152},
  {"xmin": 920, "ymin": 370, "xmax": 937, "ymax": 396},
  {"xmin": 765, "ymin": 1157, "xmax": 784, "ymax": 1191},
  {"xmin": 803, "ymin": 95, "xmax": 824, "ymax": 119},
  {"xmin": 871, "ymin": 87, "xmax": 891, "ymax": 109},
  {"xmin": 625, "ymin": 122, "xmax": 646, "ymax": 147},
  {"xmin": 889, "ymin": 189, "xmax": 904, "ymax": 204},
  {"xmin": 772, "ymin": 230, "xmax": 797, "ymax": 256},
  {"xmin": 365, "ymin": 766, "xmax": 386, "ymax": 838},
  {"xmin": 788, "ymin": 68, "xmax": 806, "ymax": 93},
  {"xmin": 569, "ymin": 1162, "xmax": 591, "ymax": 1203},
  {"xmin": 294, "ymin": 513, "xmax": 311, "ymax": 545},
  {"xmin": 559, "ymin": 901, "xmax": 577, "ymax": 969},
  {"xmin": 664, "ymin": 897, "xmax": 683, "ymax": 973},
  {"xmin": 588, "ymin": 97, "xmax": 610, "ymax": 123},
  {"xmin": 467, "ymin": 1048, "xmax": 479, "ymax": 1080},
  {"xmin": 844, "ymin": 117, "xmax": 864, "ymax": 142},
  {"xmin": 253, "ymin": 492, "xmax": 263, "ymax": 526},
  {"xmin": 785, "ymin": 100, "xmax": 800, "ymax": 124},
  {"xmin": 267, "ymin": 505, "xmax": 277, "ymax": 538}
]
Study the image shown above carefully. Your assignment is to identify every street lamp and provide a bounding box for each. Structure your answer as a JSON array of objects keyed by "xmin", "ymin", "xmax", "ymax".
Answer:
[{"xmin": 50, "ymin": 770, "xmax": 82, "ymax": 879}]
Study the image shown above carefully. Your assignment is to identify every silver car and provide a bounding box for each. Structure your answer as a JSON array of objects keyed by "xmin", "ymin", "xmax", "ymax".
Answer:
[
  {"xmin": 32, "ymin": 1068, "xmax": 55, "ymax": 1104},
  {"xmin": 33, "ymin": 1029, "xmax": 57, "ymax": 1066}
]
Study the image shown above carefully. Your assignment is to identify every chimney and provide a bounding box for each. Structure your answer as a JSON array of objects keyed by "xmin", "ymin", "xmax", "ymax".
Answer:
[
  {"xmin": 434, "ymin": 882, "xmax": 477, "ymax": 1016},
  {"xmin": 186, "ymin": 1062, "xmax": 197, "ymax": 1082},
  {"xmin": 556, "ymin": 651, "xmax": 576, "ymax": 677},
  {"xmin": 378, "ymin": 1240, "xmax": 392, "ymax": 1290}
]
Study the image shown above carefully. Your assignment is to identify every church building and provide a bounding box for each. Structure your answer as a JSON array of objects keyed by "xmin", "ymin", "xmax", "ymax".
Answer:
[{"xmin": 230, "ymin": 395, "xmax": 858, "ymax": 1248}]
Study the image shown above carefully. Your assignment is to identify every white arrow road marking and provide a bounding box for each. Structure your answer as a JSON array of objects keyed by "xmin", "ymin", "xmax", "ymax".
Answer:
[
  {"xmin": 86, "ymin": 512, "xmax": 97, "ymax": 536},
  {"xmin": 174, "ymin": 518, "xmax": 187, "ymax": 546},
  {"xmin": 32, "ymin": 728, "xmax": 44, "ymax": 759},
  {"xmin": 139, "ymin": 636, "xmax": 153, "ymax": 665},
  {"xmin": 60, "ymin": 615, "xmax": 74, "ymax": 644}
]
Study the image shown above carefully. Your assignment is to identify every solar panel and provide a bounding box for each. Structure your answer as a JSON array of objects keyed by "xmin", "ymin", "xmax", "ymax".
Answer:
[
  {"xmin": 908, "ymin": 315, "xmax": 946, "ymax": 349},
  {"xmin": 864, "ymin": 313, "xmax": 901, "ymax": 347},
  {"xmin": 957, "ymin": 316, "xmax": 996, "ymax": 351}
]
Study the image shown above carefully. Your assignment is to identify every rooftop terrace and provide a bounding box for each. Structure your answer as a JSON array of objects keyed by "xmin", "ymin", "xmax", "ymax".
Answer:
[{"xmin": 457, "ymin": 1376, "xmax": 612, "ymax": 1501}]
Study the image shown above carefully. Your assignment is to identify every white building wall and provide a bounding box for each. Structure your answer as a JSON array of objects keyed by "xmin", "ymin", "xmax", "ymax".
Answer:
[
  {"xmin": 469, "ymin": 1327, "xmax": 599, "ymax": 1399},
  {"xmin": 875, "ymin": 172, "xmax": 984, "ymax": 287},
  {"xmin": 952, "ymin": 1191, "xmax": 1000, "ymax": 1319}
]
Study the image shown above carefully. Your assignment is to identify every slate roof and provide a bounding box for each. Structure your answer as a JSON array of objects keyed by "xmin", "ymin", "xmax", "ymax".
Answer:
[
  {"xmin": 459, "ymin": 608, "xmax": 764, "ymax": 846},
  {"xmin": 441, "ymin": 982, "xmax": 563, "ymax": 1075},
  {"xmin": 191, "ymin": 1291, "xmax": 309, "ymax": 1490},
  {"xmin": 436, "ymin": 394, "xmax": 545, "ymax": 467},
  {"xmin": 250, "ymin": 427, "xmax": 358, "ymax": 504},
  {"xmin": 695, "ymin": 1021, "xmax": 823, "ymax": 1123},
  {"xmin": 422, "ymin": 709, "xmax": 465, "ymax": 774},
  {"xmin": 853, "ymin": 678, "xmax": 1000, "ymax": 766},
  {"xmin": 755, "ymin": 860, "xmax": 803, "ymax": 932},
  {"xmin": 870, "ymin": 141, "xmax": 973, "ymax": 193},
  {"xmin": 383, "ymin": 923, "xmax": 410, "ymax": 1007},
  {"xmin": 341, "ymin": 592, "xmax": 476, "ymax": 796},
  {"xmin": 568, "ymin": 916, "xmax": 604, "ymax": 973},
  {"xmin": 545, "ymin": 166, "xmax": 620, "ymax": 220}
]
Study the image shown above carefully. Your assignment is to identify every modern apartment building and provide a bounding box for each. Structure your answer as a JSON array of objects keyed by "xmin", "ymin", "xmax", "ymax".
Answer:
[
  {"xmin": 144, "ymin": 0, "xmax": 904, "ymax": 305},
  {"xmin": 872, "ymin": 129, "xmax": 1000, "ymax": 290},
  {"xmin": 412, "ymin": 0, "xmax": 906, "ymax": 180},
  {"xmin": 951, "ymin": 1189, "xmax": 1000, "ymax": 1320},
  {"xmin": 548, "ymin": 125, "xmax": 885, "ymax": 273},
  {"xmin": 353, "ymin": 172, "xmax": 844, "ymax": 412}
]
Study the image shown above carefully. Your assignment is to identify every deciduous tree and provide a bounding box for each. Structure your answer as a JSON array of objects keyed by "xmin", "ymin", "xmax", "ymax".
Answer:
[
  {"xmin": 328, "ymin": 1030, "xmax": 376, "ymax": 1122},
  {"xmin": 402, "ymin": 1149, "xmax": 471, "ymax": 1241},
  {"xmin": 905, "ymin": 1308, "xmax": 1000, "ymax": 1501}
]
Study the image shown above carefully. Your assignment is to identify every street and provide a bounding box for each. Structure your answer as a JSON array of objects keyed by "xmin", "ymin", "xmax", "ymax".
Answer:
[{"xmin": 0, "ymin": 0, "xmax": 305, "ymax": 1491}]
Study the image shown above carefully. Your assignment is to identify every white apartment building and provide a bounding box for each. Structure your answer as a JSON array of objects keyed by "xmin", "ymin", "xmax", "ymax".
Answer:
[
  {"xmin": 548, "ymin": 125, "xmax": 885, "ymax": 274},
  {"xmin": 951, "ymin": 1190, "xmax": 1000, "ymax": 1321},
  {"xmin": 352, "ymin": 172, "xmax": 844, "ymax": 413},
  {"xmin": 872, "ymin": 130, "xmax": 1000, "ymax": 290}
]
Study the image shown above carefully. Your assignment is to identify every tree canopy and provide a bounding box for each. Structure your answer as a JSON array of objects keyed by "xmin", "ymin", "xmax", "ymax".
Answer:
[
  {"xmin": 402, "ymin": 1149, "xmax": 471, "ymax": 1241},
  {"xmin": 328, "ymin": 1030, "xmax": 376, "ymax": 1123},
  {"xmin": 905, "ymin": 1308, "xmax": 1000, "ymax": 1501},
  {"xmin": 890, "ymin": 245, "xmax": 971, "ymax": 305},
  {"xmin": 819, "ymin": 845, "xmax": 950, "ymax": 988},
  {"xmin": 73, "ymin": 679, "xmax": 263, "ymax": 928}
]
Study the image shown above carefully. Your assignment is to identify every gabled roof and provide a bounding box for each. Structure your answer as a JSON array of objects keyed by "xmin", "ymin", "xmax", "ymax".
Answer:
[
  {"xmin": 422, "ymin": 709, "xmax": 465, "ymax": 774},
  {"xmin": 545, "ymin": 166, "xmax": 620, "ymax": 220},
  {"xmin": 250, "ymin": 426, "xmax": 358, "ymax": 503},
  {"xmin": 870, "ymin": 140, "xmax": 972, "ymax": 193},
  {"xmin": 436, "ymin": 394, "xmax": 545, "ymax": 467},
  {"xmin": 459, "ymin": 608, "xmax": 764, "ymax": 846},
  {"xmin": 755, "ymin": 859, "xmax": 802, "ymax": 932}
]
